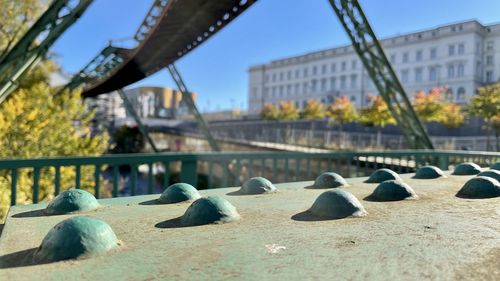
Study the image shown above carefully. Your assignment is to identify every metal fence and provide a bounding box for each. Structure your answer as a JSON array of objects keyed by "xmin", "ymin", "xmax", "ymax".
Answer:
[{"xmin": 0, "ymin": 150, "xmax": 498, "ymax": 206}]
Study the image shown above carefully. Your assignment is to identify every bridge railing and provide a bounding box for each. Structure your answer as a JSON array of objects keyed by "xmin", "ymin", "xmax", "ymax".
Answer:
[{"xmin": 0, "ymin": 150, "xmax": 498, "ymax": 206}]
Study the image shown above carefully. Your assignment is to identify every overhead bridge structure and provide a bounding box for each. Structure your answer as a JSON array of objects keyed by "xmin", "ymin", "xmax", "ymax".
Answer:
[
  {"xmin": 0, "ymin": 0, "xmax": 434, "ymax": 150},
  {"xmin": 78, "ymin": 0, "xmax": 257, "ymax": 97}
]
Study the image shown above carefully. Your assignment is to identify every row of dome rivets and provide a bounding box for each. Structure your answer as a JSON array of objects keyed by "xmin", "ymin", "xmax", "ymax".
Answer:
[{"xmin": 25, "ymin": 161, "xmax": 500, "ymax": 263}]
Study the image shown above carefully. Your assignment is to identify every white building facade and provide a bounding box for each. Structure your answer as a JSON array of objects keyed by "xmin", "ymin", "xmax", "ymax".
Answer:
[{"xmin": 248, "ymin": 20, "xmax": 500, "ymax": 114}]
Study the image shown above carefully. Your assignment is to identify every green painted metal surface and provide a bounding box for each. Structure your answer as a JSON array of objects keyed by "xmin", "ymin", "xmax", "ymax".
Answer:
[
  {"xmin": 1, "ymin": 172, "xmax": 498, "ymax": 280},
  {"xmin": 328, "ymin": 0, "xmax": 433, "ymax": 149},
  {"xmin": 0, "ymin": 0, "xmax": 93, "ymax": 104}
]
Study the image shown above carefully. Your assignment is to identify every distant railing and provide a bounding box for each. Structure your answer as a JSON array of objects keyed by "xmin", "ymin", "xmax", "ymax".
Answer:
[{"xmin": 0, "ymin": 150, "xmax": 498, "ymax": 206}]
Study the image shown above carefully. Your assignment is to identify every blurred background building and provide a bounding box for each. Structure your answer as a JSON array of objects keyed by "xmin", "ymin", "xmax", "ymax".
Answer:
[{"xmin": 248, "ymin": 20, "xmax": 500, "ymax": 114}]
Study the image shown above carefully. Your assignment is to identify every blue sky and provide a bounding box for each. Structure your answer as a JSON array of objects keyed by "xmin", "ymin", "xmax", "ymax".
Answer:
[{"xmin": 51, "ymin": 0, "xmax": 500, "ymax": 112}]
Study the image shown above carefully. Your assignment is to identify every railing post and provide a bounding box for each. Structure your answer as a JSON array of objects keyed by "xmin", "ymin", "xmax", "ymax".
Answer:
[
  {"xmin": 10, "ymin": 169, "xmax": 17, "ymax": 206},
  {"xmin": 438, "ymin": 154, "xmax": 450, "ymax": 171},
  {"xmin": 181, "ymin": 159, "xmax": 198, "ymax": 187}
]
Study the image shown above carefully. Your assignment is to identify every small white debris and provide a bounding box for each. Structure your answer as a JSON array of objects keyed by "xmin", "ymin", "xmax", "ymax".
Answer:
[{"xmin": 265, "ymin": 244, "xmax": 286, "ymax": 253}]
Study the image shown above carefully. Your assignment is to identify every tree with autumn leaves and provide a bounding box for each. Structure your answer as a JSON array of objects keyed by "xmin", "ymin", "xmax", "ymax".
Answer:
[
  {"xmin": 469, "ymin": 83, "xmax": 500, "ymax": 150},
  {"xmin": 412, "ymin": 87, "xmax": 465, "ymax": 127}
]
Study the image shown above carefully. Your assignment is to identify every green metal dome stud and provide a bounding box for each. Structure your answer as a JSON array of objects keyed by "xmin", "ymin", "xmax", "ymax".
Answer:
[
  {"xmin": 45, "ymin": 189, "xmax": 100, "ymax": 215},
  {"xmin": 34, "ymin": 216, "xmax": 119, "ymax": 263}
]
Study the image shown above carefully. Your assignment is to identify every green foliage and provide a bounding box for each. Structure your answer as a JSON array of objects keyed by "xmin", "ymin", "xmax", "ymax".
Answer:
[
  {"xmin": 326, "ymin": 96, "xmax": 358, "ymax": 125},
  {"xmin": 0, "ymin": 1, "xmax": 108, "ymax": 221},
  {"xmin": 278, "ymin": 101, "xmax": 300, "ymax": 120},
  {"xmin": 301, "ymin": 99, "xmax": 325, "ymax": 119},
  {"xmin": 359, "ymin": 96, "xmax": 396, "ymax": 128},
  {"xmin": 111, "ymin": 126, "xmax": 145, "ymax": 154},
  {"xmin": 0, "ymin": 0, "xmax": 45, "ymax": 58}
]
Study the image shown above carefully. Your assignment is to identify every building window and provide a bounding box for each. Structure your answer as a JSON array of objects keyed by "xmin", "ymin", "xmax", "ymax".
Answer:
[
  {"xmin": 271, "ymin": 87, "xmax": 276, "ymax": 97},
  {"xmin": 486, "ymin": 71, "xmax": 494, "ymax": 82},
  {"xmin": 340, "ymin": 75, "xmax": 347, "ymax": 89},
  {"xmin": 272, "ymin": 73, "xmax": 276, "ymax": 82},
  {"xmin": 312, "ymin": 66, "xmax": 317, "ymax": 75},
  {"xmin": 295, "ymin": 69, "xmax": 300, "ymax": 79},
  {"xmin": 430, "ymin": 48, "xmax": 437, "ymax": 59},
  {"xmin": 331, "ymin": 63, "xmax": 336, "ymax": 73},
  {"xmin": 403, "ymin": 52, "xmax": 409, "ymax": 63},
  {"xmin": 445, "ymin": 88, "xmax": 454, "ymax": 101},
  {"xmin": 322, "ymin": 64, "xmax": 327, "ymax": 74},
  {"xmin": 287, "ymin": 71, "xmax": 292, "ymax": 80},
  {"xmin": 457, "ymin": 64, "xmax": 465, "ymax": 77},
  {"xmin": 279, "ymin": 72, "xmax": 284, "ymax": 81},
  {"xmin": 330, "ymin": 77, "xmax": 336, "ymax": 90},
  {"xmin": 458, "ymin": 43, "xmax": 465, "ymax": 55},
  {"xmin": 302, "ymin": 82, "xmax": 308, "ymax": 93},
  {"xmin": 390, "ymin": 54, "xmax": 396, "ymax": 63},
  {"xmin": 486, "ymin": 55, "xmax": 494, "ymax": 66},
  {"xmin": 350, "ymin": 74, "xmax": 357, "ymax": 89},
  {"xmin": 294, "ymin": 83, "xmax": 300, "ymax": 95},
  {"xmin": 265, "ymin": 74, "xmax": 270, "ymax": 82},
  {"xmin": 457, "ymin": 87, "xmax": 466, "ymax": 101},
  {"xmin": 341, "ymin": 61, "xmax": 346, "ymax": 71},
  {"xmin": 416, "ymin": 50, "xmax": 423, "ymax": 61},
  {"xmin": 401, "ymin": 69, "xmax": 409, "ymax": 83},
  {"xmin": 287, "ymin": 85, "xmax": 292, "ymax": 96},
  {"xmin": 303, "ymin": 68, "xmax": 308, "ymax": 78},
  {"xmin": 447, "ymin": 65, "xmax": 455, "ymax": 78},
  {"xmin": 486, "ymin": 41, "xmax": 494, "ymax": 51},
  {"xmin": 448, "ymin": 45, "xmax": 455, "ymax": 56},
  {"xmin": 279, "ymin": 85, "xmax": 284, "ymax": 97},
  {"xmin": 321, "ymin": 78, "xmax": 327, "ymax": 92},
  {"xmin": 351, "ymin": 60, "xmax": 357, "ymax": 70},
  {"xmin": 429, "ymin": 67, "xmax": 437, "ymax": 81},
  {"xmin": 311, "ymin": 79, "xmax": 318, "ymax": 92},
  {"xmin": 415, "ymin": 68, "xmax": 423, "ymax": 82}
]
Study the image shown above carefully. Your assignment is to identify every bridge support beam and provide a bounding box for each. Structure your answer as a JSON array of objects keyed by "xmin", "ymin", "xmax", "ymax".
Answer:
[
  {"xmin": 117, "ymin": 89, "xmax": 159, "ymax": 153},
  {"xmin": 328, "ymin": 0, "xmax": 434, "ymax": 149},
  {"xmin": 167, "ymin": 63, "xmax": 220, "ymax": 151}
]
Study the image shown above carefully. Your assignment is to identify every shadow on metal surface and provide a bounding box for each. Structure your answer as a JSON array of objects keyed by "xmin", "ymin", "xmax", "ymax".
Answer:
[
  {"xmin": 0, "ymin": 248, "xmax": 47, "ymax": 269},
  {"xmin": 11, "ymin": 209, "xmax": 47, "ymax": 218}
]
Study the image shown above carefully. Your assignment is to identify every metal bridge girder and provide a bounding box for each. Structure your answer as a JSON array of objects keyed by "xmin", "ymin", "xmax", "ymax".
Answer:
[
  {"xmin": 167, "ymin": 64, "xmax": 220, "ymax": 152},
  {"xmin": 328, "ymin": 0, "xmax": 434, "ymax": 149},
  {"xmin": 0, "ymin": 0, "xmax": 93, "ymax": 104}
]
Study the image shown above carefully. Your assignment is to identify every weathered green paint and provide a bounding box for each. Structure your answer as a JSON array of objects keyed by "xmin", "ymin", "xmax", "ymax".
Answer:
[
  {"xmin": 34, "ymin": 216, "xmax": 118, "ymax": 263},
  {"xmin": 453, "ymin": 162, "xmax": 482, "ymax": 175},
  {"xmin": 310, "ymin": 172, "xmax": 347, "ymax": 189},
  {"xmin": 491, "ymin": 162, "xmax": 500, "ymax": 170},
  {"xmin": 1, "ymin": 172, "xmax": 499, "ymax": 280},
  {"xmin": 308, "ymin": 189, "xmax": 367, "ymax": 219},
  {"xmin": 456, "ymin": 176, "xmax": 500, "ymax": 198},
  {"xmin": 477, "ymin": 170, "xmax": 500, "ymax": 182},
  {"xmin": 238, "ymin": 177, "xmax": 277, "ymax": 195},
  {"xmin": 365, "ymin": 168, "xmax": 401, "ymax": 183},
  {"xmin": 180, "ymin": 196, "xmax": 240, "ymax": 226},
  {"xmin": 0, "ymin": 150, "xmax": 498, "ymax": 205},
  {"xmin": 45, "ymin": 189, "xmax": 99, "ymax": 215},
  {"xmin": 413, "ymin": 165, "xmax": 445, "ymax": 179},
  {"xmin": 158, "ymin": 183, "xmax": 201, "ymax": 204},
  {"xmin": 367, "ymin": 180, "xmax": 418, "ymax": 201}
]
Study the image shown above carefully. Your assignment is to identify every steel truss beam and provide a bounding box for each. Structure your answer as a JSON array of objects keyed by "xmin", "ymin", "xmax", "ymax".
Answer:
[
  {"xmin": 167, "ymin": 64, "xmax": 220, "ymax": 151},
  {"xmin": 0, "ymin": 0, "xmax": 93, "ymax": 104},
  {"xmin": 117, "ymin": 89, "xmax": 159, "ymax": 153},
  {"xmin": 328, "ymin": 0, "xmax": 434, "ymax": 149}
]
